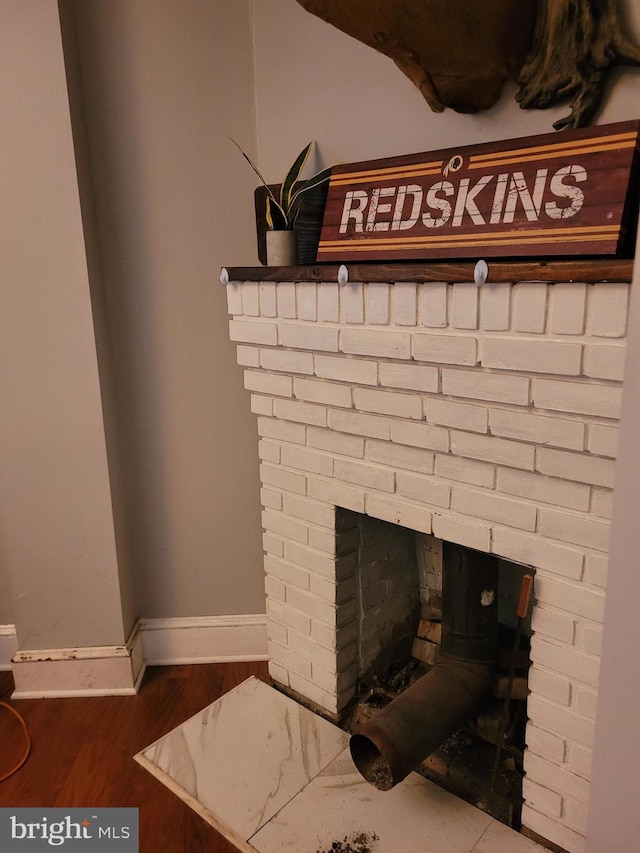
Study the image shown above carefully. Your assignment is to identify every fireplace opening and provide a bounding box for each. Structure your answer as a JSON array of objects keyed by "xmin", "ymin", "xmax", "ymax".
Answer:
[{"xmin": 337, "ymin": 509, "xmax": 534, "ymax": 829}]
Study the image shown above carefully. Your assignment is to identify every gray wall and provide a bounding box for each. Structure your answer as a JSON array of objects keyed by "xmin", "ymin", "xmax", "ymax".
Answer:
[{"xmin": 68, "ymin": 0, "xmax": 265, "ymax": 618}]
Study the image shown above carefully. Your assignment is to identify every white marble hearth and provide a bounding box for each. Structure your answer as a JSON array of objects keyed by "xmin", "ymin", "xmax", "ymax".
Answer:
[{"xmin": 135, "ymin": 677, "xmax": 547, "ymax": 853}]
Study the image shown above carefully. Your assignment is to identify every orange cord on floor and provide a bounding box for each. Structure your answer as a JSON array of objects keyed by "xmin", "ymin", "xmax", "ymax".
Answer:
[{"xmin": 0, "ymin": 701, "xmax": 31, "ymax": 781}]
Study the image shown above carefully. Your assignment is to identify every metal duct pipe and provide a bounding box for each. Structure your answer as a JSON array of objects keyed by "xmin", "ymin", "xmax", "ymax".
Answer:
[{"xmin": 350, "ymin": 542, "xmax": 498, "ymax": 790}]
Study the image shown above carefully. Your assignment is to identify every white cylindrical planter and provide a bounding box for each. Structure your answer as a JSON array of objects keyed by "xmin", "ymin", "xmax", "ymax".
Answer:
[{"xmin": 266, "ymin": 229, "xmax": 298, "ymax": 266}]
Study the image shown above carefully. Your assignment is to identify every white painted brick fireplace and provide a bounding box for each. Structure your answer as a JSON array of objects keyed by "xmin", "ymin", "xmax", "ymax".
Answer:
[{"xmin": 225, "ymin": 265, "xmax": 629, "ymax": 853}]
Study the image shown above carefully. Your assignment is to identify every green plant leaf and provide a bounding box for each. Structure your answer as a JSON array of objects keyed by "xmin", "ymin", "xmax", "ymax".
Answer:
[
  {"xmin": 280, "ymin": 142, "xmax": 313, "ymax": 215},
  {"xmin": 289, "ymin": 166, "xmax": 333, "ymax": 209},
  {"xmin": 266, "ymin": 195, "xmax": 288, "ymax": 230},
  {"xmin": 228, "ymin": 137, "xmax": 280, "ymax": 209}
]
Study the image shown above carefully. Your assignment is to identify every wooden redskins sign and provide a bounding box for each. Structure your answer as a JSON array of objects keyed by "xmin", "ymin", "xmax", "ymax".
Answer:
[{"xmin": 317, "ymin": 121, "xmax": 640, "ymax": 262}]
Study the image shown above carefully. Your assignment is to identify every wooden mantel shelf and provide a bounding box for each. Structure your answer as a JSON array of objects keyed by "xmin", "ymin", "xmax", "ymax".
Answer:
[{"xmin": 223, "ymin": 259, "xmax": 634, "ymax": 284}]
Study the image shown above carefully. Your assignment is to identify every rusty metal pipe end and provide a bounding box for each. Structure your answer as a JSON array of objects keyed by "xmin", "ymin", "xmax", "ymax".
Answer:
[{"xmin": 350, "ymin": 730, "xmax": 399, "ymax": 791}]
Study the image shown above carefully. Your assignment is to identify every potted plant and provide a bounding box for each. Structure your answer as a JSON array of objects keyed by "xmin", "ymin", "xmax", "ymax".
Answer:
[{"xmin": 230, "ymin": 139, "xmax": 333, "ymax": 266}]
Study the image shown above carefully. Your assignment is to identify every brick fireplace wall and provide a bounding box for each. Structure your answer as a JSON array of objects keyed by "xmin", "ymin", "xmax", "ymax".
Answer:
[{"xmin": 226, "ymin": 273, "xmax": 628, "ymax": 853}]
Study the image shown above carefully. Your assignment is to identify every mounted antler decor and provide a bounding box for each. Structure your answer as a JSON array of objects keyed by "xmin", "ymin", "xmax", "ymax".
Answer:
[{"xmin": 295, "ymin": 0, "xmax": 640, "ymax": 129}]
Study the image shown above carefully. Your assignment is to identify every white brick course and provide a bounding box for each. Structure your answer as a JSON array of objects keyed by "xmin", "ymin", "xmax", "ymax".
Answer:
[
  {"xmin": 281, "ymin": 444, "xmax": 334, "ymax": 477},
  {"xmin": 366, "ymin": 439, "xmax": 435, "ymax": 474},
  {"xmin": 392, "ymin": 282, "xmax": 417, "ymax": 325},
  {"xmin": 261, "ymin": 509, "xmax": 308, "ymax": 543},
  {"xmin": 526, "ymin": 724, "xmax": 566, "ymax": 763},
  {"xmin": 335, "ymin": 458, "xmax": 395, "ymax": 492},
  {"xmin": 498, "ymin": 468, "xmax": 590, "ymax": 511},
  {"xmin": 260, "ymin": 487, "xmax": 282, "ymax": 511},
  {"xmin": 586, "ymin": 282, "xmax": 629, "ymax": 337},
  {"xmin": 533, "ymin": 378, "xmax": 622, "ymax": 419},
  {"xmin": 257, "ymin": 415, "xmax": 306, "ymax": 444},
  {"xmin": 418, "ymin": 282, "xmax": 447, "ymax": 327},
  {"xmin": 525, "ymin": 746, "xmax": 592, "ymax": 805},
  {"xmin": 296, "ymin": 283, "xmax": 317, "ymax": 321},
  {"xmin": 531, "ymin": 605, "xmax": 576, "ymax": 645},
  {"xmin": 340, "ymin": 283, "xmax": 364, "ymax": 323},
  {"xmin": 236, "ymin": 345, "xmax": 260, "ymax": 367},
  {"xmin": 587, "ymin": 423, "xmax": 619, "ymax": 457},
  {"xmin": 425, "ymin": 398, "xmax": 488, "ymax": 433},
  {"xmin": 282, "ymin": 494, "xmax": 335, "ymax": 529},
  {"xmin": 549, "ymin": 283, "xmax": 586, "ymax": 335},
  {"xmin": 451, "ymin": 430, "xmax": 535, "ymax": 470},
  {"xmin": 251, "ymin": 394, "xmax": 273, "ymax": 416},
  {"xmin": 365, "ymin": 284, "xmax": 390, "ymax": 324},
  {"xmin": 317, "ymin": 281, "xmax": 339, "ymax": 322},
  {"xmin": 308, "ymin": 426, "xmax": 364, "ymax": 458},
  {"xmin": 258, "ymin": 440, "xmax": 281, "ymax": 463},
  {"xmin": 265, "ymin": 554, "xmax": 310, "ymax": 590},
  {"xmin": 583, "ymin": 343, "xmax": 626, "ymax": 380},
  {"xmin": 260, "ymin": 348, "xmax": 314, "ymax": 375},
  {"xmin": 294, "ymin": 377, "xmax": 352, "ymax": 408},
  {"xmin": 528, "ymin": 665, "xmax": 572, "ymax": 705},
  {"xmin": 535, "ymin": 574, "xmax": 605, "ymax": 623},
  {"xmin": 489, "ymin": 408, "xmax": 585, "ymax": 450},
  {"xmin": 452, "ymin": 485, "xmax": 536, "ymax": 530},
  {"xmin": 536, "ymin": 447, "xmax": 615, "ymax": 488},
  {"xmin": 392, "ymin": 420, "xmax": 449, "ymax": 452},
  {"xmin": 512, "ymin": 282, "xmax": 547, "ymax": 333},
  {"xmin": 584, "ymin": 554, "xmax": 607, "ymax": 588},
  {"xmin": 259, "ymin": 282, "xmax": 277, "ymax": 317},
  {"xmin": 279, "ymin": 322, "xmax": 339, "ymax": 352},
  {"xmin": 522, "ymin": 778, "xmax": 563, "ymax": 818},
  {"xmin": 479, "ymin": 282, "xmax": 510, "ymax": 330},
  {"xmin": 315, "ymin": 354, "xmax": 378, "ymax": 385},
  {"xmin": 443, "ymin": 369, "xmax": 529, "ymax": 405},
  {"xmin": 538, "ymin": 507, "xmax": 610, "ymax": 552},
  {"xmin": 228, "ymin": 274, "xmax": 628, "ymax": 853},
  {"xmin": 451, "ymin": 283, "xmax": 478, "ymax": 329},
  {"xmin": 341, "ymin": 327, "xmax": 411, "ymax": 358},
  {"xmin": 225, "ymin": 281, "xmax": 243, "ymax": 315},
  {"xmin": 330, "ymin": 409, "xmax": 391, "ymax": 440},
  {"xmin": 527, "ymin": 695, "xmax": 595, "ymax": 750},
  {"xmin": 379, "ymin": 362, "xmax": 438, "ymax": 392},
  {"xmin": 531, "ymin": 636, "xmax": 600, "ymax": 688},
  {"xmin": 480, "ymin": 337, "xmax": 582, "ymax": 375},
  {"xmin": 354, "ymin": 387, "xmax": 422, "ymax": 419},
  {"xmin": 260, "ymin": 463, "xmax": 307, "ymax": 496},
  {"xmin": 365, "ymin": 493, "xmax": 432, "ymax": 534},
  {"xmin": 492, "ymin": 528, "xmax": 583, "ymax": 580},
  {"xmin": 432, "ymin": 513, "xmax": 491, "ymax": 552},
  {"xmin": 412, "ymin": 333, "xmax": 477, "ymax": 365},
  {"xmin": 435, "ymin": 453, "xmax": 495, "ymax": 488},
  {"xmin": 520, "ymin": 808, "xmax": 586, "ymax": 853},
  {"xmin": 229, "ymin": 318, "xmax": 277, "ymax": 345},
  {"xmin": 307, "ymin": 476, "xmax": 365, "ymax": 513},
  {"xmin": 274, "ymin": 398, "xmax": 327, "ymax": 427},
  {"xmin": 244, "ymin": 369, "xmax": 292, "ymax": 397},
  {"xmin": 276, "ymin": 282, "xmax": 296, "ymax": 318},
  {"xmin": 242, "ymin": 281, "xmax": 260, "ymax": 315},
  {"xmin": 396, "ymin": 471, "xmax": 451, "ymax": 508}
]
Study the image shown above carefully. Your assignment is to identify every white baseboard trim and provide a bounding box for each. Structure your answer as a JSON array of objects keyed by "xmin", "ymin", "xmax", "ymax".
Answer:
[
  {"xmin": 139, "ymin": 614, "xmax": 268, "ymax": 665},
  {"xmin": 2, "ymin": 615, "xmax": 268, "ymax": 693},
  {"xmin": 10, "ymin": 622, "xmax": 145, "ymax": 699},
  {"xmin": 0, "ymin": 625, "xmax": 18, "ymax": 670}
]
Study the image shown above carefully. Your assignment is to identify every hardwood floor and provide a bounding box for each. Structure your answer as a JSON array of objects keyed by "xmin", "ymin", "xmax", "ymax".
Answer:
[{"xmin": 0, "ymin": 661, "xmax": 270, "ymax": 852}]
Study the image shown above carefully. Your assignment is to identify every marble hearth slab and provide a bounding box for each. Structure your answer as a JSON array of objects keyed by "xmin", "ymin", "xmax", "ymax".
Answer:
[
  {"xmin": 134, "ymin": 676, "xmax": 349, "ymax": 852},
  {"xmin": 249, "ymin": 746, "xmax": 549, "ymax": 853},
  {"xmin": 136, "ymin": 675, "xmax": 547, "ymax": 853}
]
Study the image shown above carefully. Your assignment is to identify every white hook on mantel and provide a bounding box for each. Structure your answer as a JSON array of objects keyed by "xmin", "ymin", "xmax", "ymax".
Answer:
[
  {"xmin": 474, "ymin": 260, "xmax": 489, "ymax": 286},
  {"xmin": 337, "ymin": 264, "xmax": 349, "ymax": 286},
  {"xmin": 220, "ymin": 267, "xmax": 230, "ymax": 286}
]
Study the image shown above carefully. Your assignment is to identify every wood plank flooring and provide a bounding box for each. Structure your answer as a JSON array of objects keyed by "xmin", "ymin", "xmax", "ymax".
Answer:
[{"xmin": 0, "ymin": 662, "xmax": 270, "ymax": 852}]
